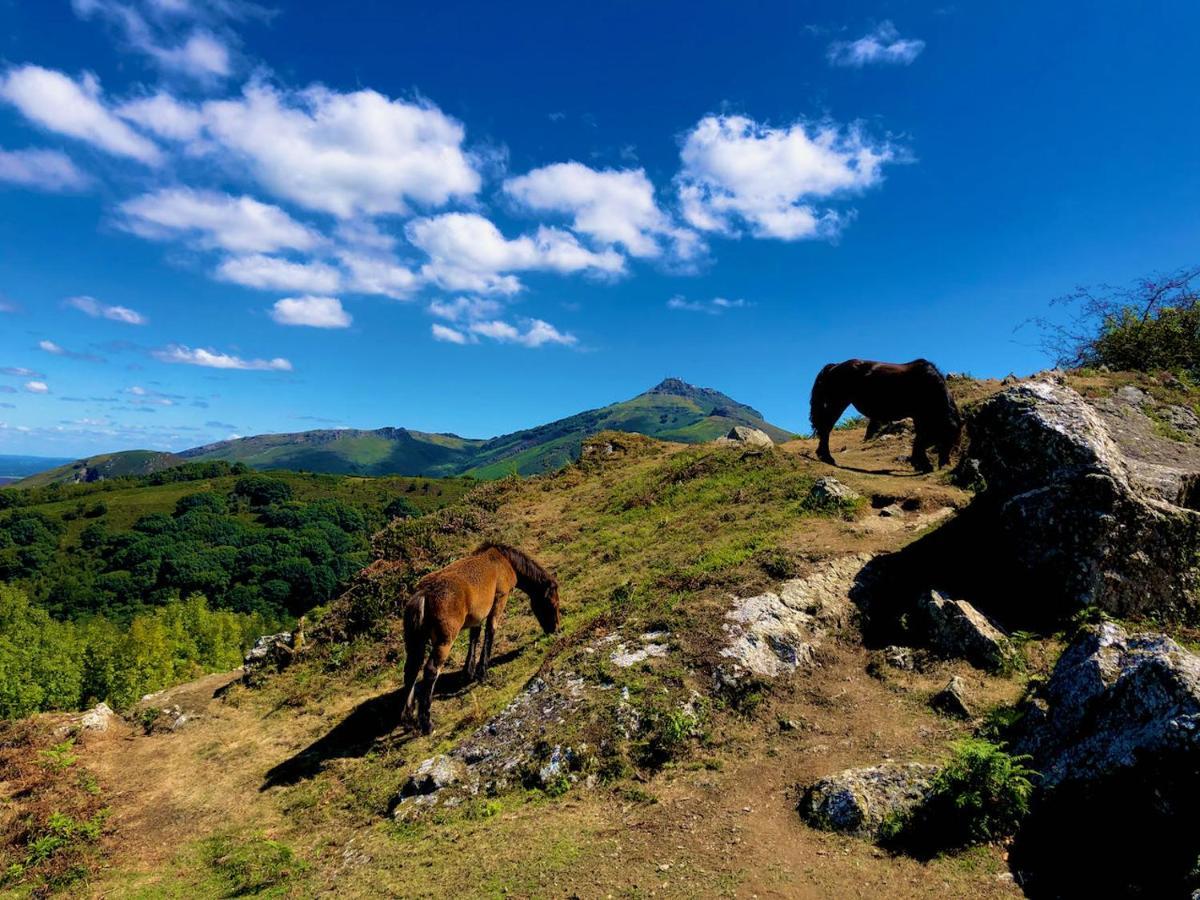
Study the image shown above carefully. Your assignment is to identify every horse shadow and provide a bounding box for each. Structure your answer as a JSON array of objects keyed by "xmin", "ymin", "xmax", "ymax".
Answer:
[{"xmin": 259, "ymin": 647, "xmax": 520, "ymax": 790}]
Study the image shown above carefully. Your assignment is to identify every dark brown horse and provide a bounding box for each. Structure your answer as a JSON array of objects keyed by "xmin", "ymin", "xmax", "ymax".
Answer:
[
  {"xmin": 810, "ymin": 358, "xmax": 962, "ymax": 472},
  {"xmin": 401, "ymin": 542, "xmax": 561, "ymax": 734}
]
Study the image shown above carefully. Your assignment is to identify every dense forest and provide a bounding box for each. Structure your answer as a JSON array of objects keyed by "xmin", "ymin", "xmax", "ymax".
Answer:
[{"xmin": 0, "ymin": 462, "xmax": 474, "ymax": 717}]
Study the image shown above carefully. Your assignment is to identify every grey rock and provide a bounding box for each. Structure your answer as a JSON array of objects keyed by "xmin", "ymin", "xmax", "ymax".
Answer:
[
  {"xmin": 878, "ymin": 504, "xmax": 903, "ymax": 518},
  {"xmin": 883, "ymin": 645, "xmax": 916, "ymax": 671},
  {"xmin": 79, "ymin": 702, "xmax": 117, "ymax": 732},
  {"xmin": 808, "ymin": 476, "xmax": 861, "ymax": 506},
  {"xmin": 1014, "ymin": 622, "xmax": 1200, "ymax": 789},
  {"xmin": 243, "ymin": 631, "xmax": 294, "ymax": 683},
  {"xmin": 1115, "ymin": 384, "xmax": 1149, "ymax": 407},
  {"xmin": 719, "ymin": 554, "xmax": 869, "ymax": 681},
  {"xmin": 799, "ymin": 762, "xmax": 939, "ymax": 838},
  {"xmin": 918, "ymin": 590, "xmax": 1015, "ymax": 671},
  {"xmin": 929, "ymin": 675, "xmax": 972, "ymax": 718},
  {"xmin": 715, "ymin": 425, "xmax": 774, "ymax": 449},
  {"xmin": 398, "ymin": 754, "xmax": 466, "ymax": 801},
  {"xmin": 966, "ymin": 379, "xmax": 1200, "ymax": 621}
]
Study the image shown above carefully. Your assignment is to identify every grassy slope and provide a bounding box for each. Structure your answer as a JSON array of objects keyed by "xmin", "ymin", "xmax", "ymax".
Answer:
[
  {"xmin": 18, "ymin": 379, "xmax": 1047, "ymax": 898},
  {"xmin": 15, "ymin": 450, "xmax": 187, "ymax": 489}
]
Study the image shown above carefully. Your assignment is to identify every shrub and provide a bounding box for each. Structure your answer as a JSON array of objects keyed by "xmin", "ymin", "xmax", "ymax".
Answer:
[{"xmin": 881, "ymin": 739, "xmax": 1036, "ymax": 854}]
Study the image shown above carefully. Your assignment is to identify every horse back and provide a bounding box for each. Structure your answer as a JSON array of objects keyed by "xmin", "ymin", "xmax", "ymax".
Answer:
[{"xmin": 419, "ymin": 552, "xmax": 517, "ymax": 631}]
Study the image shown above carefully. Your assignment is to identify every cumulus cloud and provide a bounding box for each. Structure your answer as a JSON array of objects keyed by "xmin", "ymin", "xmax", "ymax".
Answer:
[
  {"xmin": 215, "ymin": 254, "xmax": 341, "ymax": 293},
  {"xmin": 469, "ymin": 318, "xmax": 577, "ymax": 348},
  {"xmin": 66, "ymin": 295, "xmax": 148, "ymax": 324},
  {"xmin": 0, "ymin": 147, "xmax": 89, "ymax": 191},
  {"xmin": 676, "ymin": 114, "xmax": 896, "ymax": 240},
  {"xmin": 0, "ymin": 65, "xmax": 162, "ymax": 164},
  {"xmin": 667, "ymin": 295, "xmax": 748, "ymax": 314},
  {"xmin": 199, "ymin": 82, "xmax": 481, "ymax": 218},
  {"xmin": 504, "ymin": 161, "xmax": 699, "ymax": 260},
  {"xmin": 428, "ymin": 296, "xmax": 502, "ymax": 323},
  {"xmin": 431, "ymin": 323, "xmax": 469, "ymax": 345},
  {"xmin": 408, "ymin": 212, "xmax": 624, "ymax": 295},
  {"xmin": 827, "ymin": 21, "xmax": 925, "ymax": 67},
  {"xmin": 25, "ymin": 381, "xmax": 49, "ymax": 393},
  {"xmin": 336, "ymin": 251, "xmax": 419, "ymax": 299},
  {"xmin": 72, "ymin": 0, "xmax": 232, "ymax": 81},
  {"xmin": 152, "ymin": 344, "xmax": 292, "ymax": 370},
  {"xmin": 115, "ymin": 91, "xmax": 205, "ymax": 140},
  {"xmin": 120, "ymin": 188, "xmax": 321, "ymax": 253},
  {"xmin": 270, "ymin": 295, "xmax": 351, "ymax": 328}
]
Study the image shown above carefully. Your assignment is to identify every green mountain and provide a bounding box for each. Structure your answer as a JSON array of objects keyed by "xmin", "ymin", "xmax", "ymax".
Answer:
[
  {"xmin": 14, "ymin": 450, "xmax": 188, "ymax": 488},
  {"xmin": 182, "ymin": 379, "xmax": 793, "ymax": 478},
  {"xmin": 14, "ymin": 379, "xmax": 794, "ymax": 486}
]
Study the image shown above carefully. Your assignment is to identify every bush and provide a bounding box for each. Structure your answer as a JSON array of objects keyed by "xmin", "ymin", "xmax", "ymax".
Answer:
[{"xmin": 880, "ymin": 739, "xmax": 1036, "ymax": 853}]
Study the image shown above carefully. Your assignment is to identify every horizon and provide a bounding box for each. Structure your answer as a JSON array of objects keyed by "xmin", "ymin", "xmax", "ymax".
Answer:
[{"xmin": 3, "ymin": 1, "xmax": 1199, "ymax": 457}]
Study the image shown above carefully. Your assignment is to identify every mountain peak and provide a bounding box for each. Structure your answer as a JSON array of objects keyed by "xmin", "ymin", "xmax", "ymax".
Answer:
[{"xmin": 647, "ymin": 377, "xmax": 707, "ymax": 398}]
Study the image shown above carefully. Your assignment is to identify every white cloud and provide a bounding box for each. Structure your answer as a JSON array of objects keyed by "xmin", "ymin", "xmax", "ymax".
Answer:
[
  {"xmin": 153, "ymin": 344, "xmax": 292, "ymax": 370},
  {"xmin": 337, "ymin": 251, "xmax": 419, "ymax": 299},
  {"xmin": 215, "ymin": 254, "xmax": 341, "ymax": 293},
  {"xmin": 667, "ymin": 295, "xmax": 748, "ymax": 314},
  {"xmin": 1, "ymin": 367, "xmax": 44, "ymax": 378},
  {"xmin": 200, "ymin": 82, "xmax": 481, "ymax": 217},
  {"xmin": 827, "ymin": 22, "xmax": 925, "ymax": 67},
  {"xmin": 408, "ymin": 212, "xmax": 624, "ymax": 295},
  {"xmin": 0, "ymin": 65, "xmax": 162, "ymax": 164},
  {"xmin": 115, "ymin": 92, "xmax": 205, "ymax": 140},
  {"xmin": 428, "ymin": 296, "xmax": 502, "ymax": 323},
  {"xmin": 71, "ymin": 0, "xmax": 232, "ymax": 81},
  {"xmin": 66, "ymin": 295, "xmax": 148, "ymax": 324},
  {"xmin": 270, "ymin": 295, "xmax": 351, "ymax": 328},
  {"xmin": 431, "ymin": 323, "xmax": 469, "ymax": 345},
  {"xmin": 38, "ymin": 340, "xmax": 64, "ymax": 355},
  {"xmin": 504, "ymin": 161, "xmax": 698, "ymax": 260},
  {"xmin": 0, "ymin": 147, "xmax": 89, "ymax": 191},
  {"xmin": 126, "ymin": 385, "xmax": 173, "ymax": 405},
  {"xmin": 676, "ymin": 114, "xmax": 896, "ymax": 240},
  {"xmin": 25, "ymin": 381, "xmax": 49, "ymax": 393},
  {"xmin": 470, "ymin": 318, "xmax": 577, "ymax": 348},
  {"xmin": 120, "ymin": 188, "xmax": 321, "ymax": 253}
]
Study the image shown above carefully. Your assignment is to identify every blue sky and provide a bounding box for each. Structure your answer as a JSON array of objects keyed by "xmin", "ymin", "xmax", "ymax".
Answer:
[{"xmin": 1, "ymin": 0, "xmax": 1199, "ymax": 457}]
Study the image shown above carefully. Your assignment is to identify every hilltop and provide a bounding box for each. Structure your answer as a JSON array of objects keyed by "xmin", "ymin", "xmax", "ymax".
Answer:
[{"xmin": 11, "ymin": 379, "xmax": 793, "ymax": 487}]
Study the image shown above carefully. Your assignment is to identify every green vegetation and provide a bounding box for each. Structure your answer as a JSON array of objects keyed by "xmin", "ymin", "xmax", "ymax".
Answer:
[
  {"xmin": 880, "ymin": 739, "xmax": 1036, "ymax": 854},
  {"xmin": 0, "ymin": 586, "xmax": 275, "ymax": 717},
  {"xmin": 195, "ymin": 832, "xmax": 307, "ymax": 898}
]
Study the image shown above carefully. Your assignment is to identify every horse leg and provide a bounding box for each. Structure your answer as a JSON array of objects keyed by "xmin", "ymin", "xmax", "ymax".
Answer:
[
  {"xmin": 417, "ymin": 639, "xmax": 452, "ymax": 736},
  {"xmin": 813, "ymin": 401, "xmax": 848, "ymax": 465},
  {"xmin": 910, "ymin": 427, "xmax": 934, "ymax": 473},
  {"xmin": 463, "ymin": 627, "xmax": 481, "ymax": 680},
  {"xmin": 477, "ymin": 591, "xmax": 509, "ymax": 681},
  {"xmin": 400, "ymin": 623, "xmax": 425, "ymax": 726}
]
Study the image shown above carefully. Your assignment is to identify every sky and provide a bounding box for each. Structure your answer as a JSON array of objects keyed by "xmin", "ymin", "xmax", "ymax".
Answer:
[{"xmin": 1, "ymin": 0, "xmax": 1199, "ymax": 458}]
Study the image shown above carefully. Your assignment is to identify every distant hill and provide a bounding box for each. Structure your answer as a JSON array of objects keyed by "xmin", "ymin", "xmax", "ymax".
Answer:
[
  {"xmin": 180, "ymin": 379, "xmax": 795, "ymax": 478},
  {"xmin": 0, "ymin": 455, "xmax": 74, "ymax": 485},
  {"xmin": 11, "ymin": 379, "xmax": 795, "ymax": 486},
  {"xmin": 13, "ymin": 450, "xmax": 187, "ymax": 488}
]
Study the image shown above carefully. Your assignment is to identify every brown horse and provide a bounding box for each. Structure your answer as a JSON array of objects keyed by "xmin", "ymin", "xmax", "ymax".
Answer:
[
  {"xmin": 401, "ymin": 542, "xmax": 561, "ymax": 734},
  {"xmin": 810, "ymin": 358, "xmax": 962, "ymax": 472}
]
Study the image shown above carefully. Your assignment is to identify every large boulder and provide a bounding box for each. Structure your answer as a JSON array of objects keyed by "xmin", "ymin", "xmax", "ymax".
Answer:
[
  {"xmin": 1010, "ymin": 622, "xmax": 1200, "ymax": 895},
  {"xmin": 917, "ymin": 590, "xmax": 1016, "ymax": 671},
  {"xmin": 715, "ymin": 425, "xmax": 774, "ymax": 449},
  {"xmin": 966, "ymin": 378, "xmax": 1200, "ymax": 621},
  {"xmin": 799, "ymin": 762, "xmax": 939, "ymax": 838}
]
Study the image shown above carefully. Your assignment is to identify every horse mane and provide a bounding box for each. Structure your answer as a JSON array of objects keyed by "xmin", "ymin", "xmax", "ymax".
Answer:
[
  {"xmin": 476, "ymin": 542, "xmax": 556, "ymax": 591},
  {"xmin": 809, "ymin": 362, "xmax": 838, "ymax": 431}
]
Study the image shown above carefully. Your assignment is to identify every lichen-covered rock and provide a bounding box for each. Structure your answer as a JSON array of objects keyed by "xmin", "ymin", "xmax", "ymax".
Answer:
[
  {"xmin": 1010, "ymin": 622, "xmax": 1200, "ymax": 895},
  {"xmin": 79, "ymin": 702, "xmax": 117, "ymax": 732},
  {"xmin": 918, "ymin": 590, "xmax": 1015, "ymax": 671},
  {"xmin": 715, "ymin": 425, "xmax": 773, "ymax": 449},
  {"xmin": 807, "ymin": 476, "xmax": 861, "ymax": 506},
  {"xmin": 967, "ymin": 379, "xmax": 1200, "ymax": 621},
  {"xmin": 799, "ymin": 762, "xmax": 938, "ymax": 838},
  {"xmin": 719, "ymin": 554, "xmax": 869, "ymax": 681},
  {"xmin": 243, "ymin": 631, "xmax": 295, "ymax": 684}
]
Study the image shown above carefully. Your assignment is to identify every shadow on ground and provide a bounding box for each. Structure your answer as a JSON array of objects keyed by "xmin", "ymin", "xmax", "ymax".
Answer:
[{"xmin": 260, "ymin": 648, "xmax": 520, "ymax": 789}]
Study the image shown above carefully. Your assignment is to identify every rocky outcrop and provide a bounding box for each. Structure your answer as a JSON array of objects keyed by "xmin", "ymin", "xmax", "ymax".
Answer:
[
  {"xmin": 966, "ymin": 378, "xmax": 1200, "ymax": 621},
  {"xmin": 917, "ymin": 590, "xmax": 1016, "ymax": 671},
  {"xmin": 1010, "ymin": 622, "xmax": 1200, "ymax": 896},
  {"xmin": 715, "ymin": 425, "xmax": 773, "ymax": 449},
  {"xmin": 243, "ymin": 631, "xmax": 296, "ymax": 684},
  {"xmin": 799, "ymin": 763, "xmax": 938, "ymax": 838},
  {"xmin": 718, "ymin": 554, "xmax": 869, "ymax": 682}
]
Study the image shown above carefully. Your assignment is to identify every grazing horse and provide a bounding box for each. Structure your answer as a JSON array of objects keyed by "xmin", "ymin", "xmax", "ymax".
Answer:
[
  {"xmin": 401, "ymin": 542, "xmax": 561, "ymax": 734},
  {"xmin": 810, "ymin": 358, "xmax": 962, "ymax": 472}
]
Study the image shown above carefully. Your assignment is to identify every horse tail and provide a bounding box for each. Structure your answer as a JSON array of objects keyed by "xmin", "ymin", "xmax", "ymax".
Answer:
[
  {"xmin": 810, "ymin": 363, "xmax": 838, "ymax": 432},
  {"xmin": 403, "ymin": 592, "xmax": 426, "ymax": 643}
]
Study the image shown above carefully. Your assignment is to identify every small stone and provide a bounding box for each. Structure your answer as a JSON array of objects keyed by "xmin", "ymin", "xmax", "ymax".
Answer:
[
  {"xmin": 808, "ymin": 476, "xmax": 861, "ymax": 506},
  {"xmin": 799, "ymin": 762, "xmax": 939, "ymax": 838},
  {"xmin": 883, "ymin": 646, "xmax": 916, "ymax": 671},
  {"xmin": 918, "ymin": 590, "xmax": 1016, "ymax": 672},
  {"xmin": 79, "ymin": 702, "xmax": 117, "ymax": 732},
  {"xmin": 878, "ymin": 504, "xmax": 903, "ymax": 518},
  {"xmin": 929, "ymin": 675, "xmax": 972, "ymax": 718}
]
